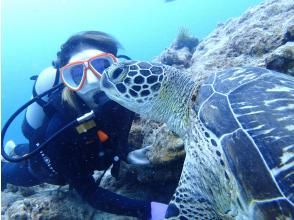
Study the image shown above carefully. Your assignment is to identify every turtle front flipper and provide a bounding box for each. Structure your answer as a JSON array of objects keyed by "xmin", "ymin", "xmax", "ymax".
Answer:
[
  {"xmin": 165, "ymin": 186, "xmax": 221, "ymax": 220},
  {"xmin": 164, "ymin": 159, "xmax": 222, "ymax": 220}
]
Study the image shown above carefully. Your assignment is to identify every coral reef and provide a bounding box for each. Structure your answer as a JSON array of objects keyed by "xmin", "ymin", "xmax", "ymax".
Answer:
[{"xmin": 155, "ymin": 28, "xmax": 199, "ymax": 69}]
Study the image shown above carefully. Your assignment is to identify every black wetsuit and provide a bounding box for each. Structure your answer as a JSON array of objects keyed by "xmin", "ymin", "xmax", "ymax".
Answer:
[{"xmin": 2, "ymin": 90, "xmax": 151, "ymax": 219}]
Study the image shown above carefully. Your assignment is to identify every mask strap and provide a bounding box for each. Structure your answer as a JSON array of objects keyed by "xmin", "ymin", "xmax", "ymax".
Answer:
[{"xmin": 116, "ymin": 54, "xmax": 132, "ymax": 60}]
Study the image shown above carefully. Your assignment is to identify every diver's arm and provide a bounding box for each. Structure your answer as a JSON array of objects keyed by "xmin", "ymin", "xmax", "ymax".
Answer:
[
  {"xmin": 71, "ymin": 175, "xmax": 151, "ymax": 219},
  {"xmin": 100, "ymin": 100, "xmax": 135, "ymax": 160},
  {"xmin": 115, "ymin": 105, "xmax": 135, "ymax": 160},
  {"xmin": 1, "ymin": 160, "xmax": 42, "ymax": 190}
]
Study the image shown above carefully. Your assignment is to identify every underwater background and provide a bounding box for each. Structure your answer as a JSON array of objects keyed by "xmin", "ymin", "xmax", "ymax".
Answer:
[
  {"xmin": 2, "ymin": 1, "xmax": 294, "ymax": 219},
  {"xmin": 1, "ymin": 0, "xmax": 262, "ymax": 143}
]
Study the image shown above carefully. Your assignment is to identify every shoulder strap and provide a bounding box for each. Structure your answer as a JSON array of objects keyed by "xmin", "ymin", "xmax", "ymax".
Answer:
[
  {"xmin": 116, "ymin": 54, "xmax": 131, "ymax": 60},
  {"xmin": 31, "ymin": 68, "xmax": 63, "ymax": 117},
  {"xmin": 31, "ymin": 68, "xmax": 61, "ymax": 108}
]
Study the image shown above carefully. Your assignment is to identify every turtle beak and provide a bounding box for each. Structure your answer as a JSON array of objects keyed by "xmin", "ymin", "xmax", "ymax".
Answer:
[
  {"xmin": 101, "ymin": 71, "xmax": 113, "ymax": 89},
  {"xmin": 100, "ymin": 69, "xmax": 122, "ymax": 103}
]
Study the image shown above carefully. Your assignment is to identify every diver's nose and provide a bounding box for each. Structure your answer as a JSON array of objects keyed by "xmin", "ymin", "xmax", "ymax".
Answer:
[{"xmin": 86, "ymin": 68, "xmax": 99, "ymax": 84}]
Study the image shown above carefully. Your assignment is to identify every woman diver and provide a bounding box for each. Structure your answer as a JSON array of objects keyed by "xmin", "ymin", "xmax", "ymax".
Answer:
[{"xmin": 1, "ymin": 31, "xmax": 167, "ymax": 220}]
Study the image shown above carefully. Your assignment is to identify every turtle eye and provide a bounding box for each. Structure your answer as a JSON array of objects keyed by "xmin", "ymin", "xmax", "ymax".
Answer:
[
  {"xmin": 112, "ymin": 67, "xmax": 124, "ymax": 80},
  {"xmin": 110, "ymin": 66, "xmax": 127, "ymax": 83}
]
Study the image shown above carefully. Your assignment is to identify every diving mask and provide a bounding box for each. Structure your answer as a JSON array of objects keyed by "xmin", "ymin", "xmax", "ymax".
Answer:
[{"xmin": 60, "ymin": 53, "xmax": 117, "ymax": 91}]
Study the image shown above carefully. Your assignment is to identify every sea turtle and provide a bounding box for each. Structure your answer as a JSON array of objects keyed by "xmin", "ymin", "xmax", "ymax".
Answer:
[{"xmin": 100, "ymin": 61, "xmax": 294, "ymax": 219}]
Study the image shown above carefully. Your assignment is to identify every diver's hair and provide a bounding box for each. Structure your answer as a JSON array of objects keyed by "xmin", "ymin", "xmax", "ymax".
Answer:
[
  {"xmin": 61, "ymin": 87, "xmax": 82, "ymax": 114},
  {"xmin": 54, "ymin": 31, "xmax": 122, "ymax": 113},
  {"xmin": 53, "ymin": 31, "xmax": 122, "ymax": 69}
]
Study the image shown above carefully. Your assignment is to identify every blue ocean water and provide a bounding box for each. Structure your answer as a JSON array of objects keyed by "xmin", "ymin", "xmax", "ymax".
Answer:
[{"xmin": 1, "ymin": 0, "xmax": 263, "ymax": 143}]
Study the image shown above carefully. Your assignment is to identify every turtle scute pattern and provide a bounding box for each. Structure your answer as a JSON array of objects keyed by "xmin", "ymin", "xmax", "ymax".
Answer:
[{"xmin": 192, "ymin": 67, "xmax": 294, "ymax": 218}]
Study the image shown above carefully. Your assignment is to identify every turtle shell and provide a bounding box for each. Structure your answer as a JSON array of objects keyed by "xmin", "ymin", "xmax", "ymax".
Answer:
[{"xmin": 193, "ymin": 67, "xmax": 294, "ymax": 216}]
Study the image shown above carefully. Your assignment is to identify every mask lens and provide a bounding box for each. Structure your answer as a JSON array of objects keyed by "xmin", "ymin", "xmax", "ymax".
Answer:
[
  {"xmin": 62, "ymin": 64, "xmax": 84, "ymax": 89},
  {"xmin": 90, "ymin": 57, "xmax": 113, "ymax": 74}
]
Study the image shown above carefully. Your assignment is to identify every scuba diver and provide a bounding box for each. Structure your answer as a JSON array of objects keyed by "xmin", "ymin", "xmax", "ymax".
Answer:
[{"xmin": 1, "ymin": 31, "xmax": 168, "ymax": 220}]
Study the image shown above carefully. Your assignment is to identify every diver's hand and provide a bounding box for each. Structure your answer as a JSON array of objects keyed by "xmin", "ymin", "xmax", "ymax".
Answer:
[
  {"xmin": 4, "ymin": 140, "xmax": 16, "ymax": 157},
  {"xmin": 127, "ymin": 145, "xmax": 152, "ymax": 165},
  {"xmin": 150, "ymin": 202, "xmax": 168, "ymax": 220}
]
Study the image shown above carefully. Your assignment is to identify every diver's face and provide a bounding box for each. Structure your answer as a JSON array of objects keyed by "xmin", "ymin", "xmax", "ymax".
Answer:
[
  {"xmin": 68, "ymin": 49, "xmax": 103, "ymax": 99},
  {"xmin": 67, "ymin": 49, "xmax": 111, "ymax": 109}
]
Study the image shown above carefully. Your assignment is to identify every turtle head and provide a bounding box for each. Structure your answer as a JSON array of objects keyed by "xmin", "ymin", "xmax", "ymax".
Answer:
[
  {"xmin": 101, "ymin": 61, "xmax": 197, "ymax": 136},
  {"xmin": 100, "ymin": 61, "xmax": 165, "ymax": 119}
]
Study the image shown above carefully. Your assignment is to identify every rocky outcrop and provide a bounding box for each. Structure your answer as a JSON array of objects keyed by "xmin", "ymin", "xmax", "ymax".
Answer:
[
  {"xmin": 188, "ymin": 0, "xmax": 294, "ymax": 78},
  {"xmin": 2, "ymin": 169, "xmax": 176, "ymax": 220},
  {"xmin": 2, "ymin": 0, "xmax": 293, "ymax": 219},
  {"xmin": 2, "ymin": 185, "xmax": 96, "ymax": 220},
  {"xmin": 266, "ymin": 42, "xmax": 294, "ymax": 75}
]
